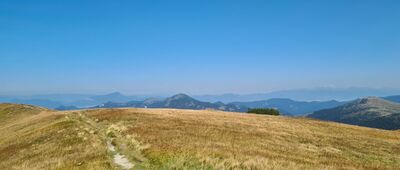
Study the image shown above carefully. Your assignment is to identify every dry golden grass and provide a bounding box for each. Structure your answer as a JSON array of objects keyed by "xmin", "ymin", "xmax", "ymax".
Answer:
[
  {"xmin": 1, "ymin": 104, "xmax": 400, "ymax": 170},
  {"xmin": 0, "ymin": 104, "xmax": 116, "ymax": 170},
  {"xmin": 85, "ymin": 108, "xmax": 400, "ymax": 170}
]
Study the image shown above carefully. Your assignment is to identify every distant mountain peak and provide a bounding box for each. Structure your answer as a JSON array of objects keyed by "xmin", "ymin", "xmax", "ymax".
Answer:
[
  {"xmin": 90, "ymin": 92, "xmax": 139, "ymax": 103},
  {"xmin": 353, "ymin": 97, "xmax": 395, "ymax": 106},
  {"xmin": 108, "ymin": 92, "xmax": 123, "ymax": 96},
  {"xmin": 169, "ymin": 93, "xmax": 192, "ymax": 100}
]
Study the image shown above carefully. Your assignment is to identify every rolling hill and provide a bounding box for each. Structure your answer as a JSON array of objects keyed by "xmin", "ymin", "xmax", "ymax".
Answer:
[
  {"xmin": 307, "ymin": 97, "xmax": 400, "ymax": 130},
  {"xmin": 1, "ymin": 103, "xmax": 400, "ymax": 169}
]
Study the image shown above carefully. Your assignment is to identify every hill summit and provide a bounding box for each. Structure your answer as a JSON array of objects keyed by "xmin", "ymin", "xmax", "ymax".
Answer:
[{"xmin": 168, "ymin": 93, "xmax": 192, "ymax": 100}]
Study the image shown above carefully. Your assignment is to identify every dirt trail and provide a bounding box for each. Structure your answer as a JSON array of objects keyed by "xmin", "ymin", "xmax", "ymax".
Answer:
[
  {"xmin": 107, "ymin": 140, "xmax": 135, "ymax": 169},
  {"xmin": 72, "ymin": 112, "xmax": 137, "ymax": 170}
]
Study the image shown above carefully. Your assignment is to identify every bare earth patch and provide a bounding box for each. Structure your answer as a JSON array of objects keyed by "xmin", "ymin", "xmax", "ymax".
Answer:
[{"xmin": 107, "ymin": 140, "xmax": 134, "ymax": 170}]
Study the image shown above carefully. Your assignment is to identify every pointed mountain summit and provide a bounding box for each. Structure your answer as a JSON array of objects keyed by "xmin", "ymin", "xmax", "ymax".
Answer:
[
  {"xmin": 164, "ymin": 93, "xmax": 199, "ymax": 105},
  {"xmin": 168, "ymin": 93, "xmax": 193, "ymax": 100},
  {"xmin": 163, "ymin": 93, "xmax": 215, "ymax": 109},
  {"xmin": 307, "ymin": 97, "xmax": 400, "ymax": 130}
]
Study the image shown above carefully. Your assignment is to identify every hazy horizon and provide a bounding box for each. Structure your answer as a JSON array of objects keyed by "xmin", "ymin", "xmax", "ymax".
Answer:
[
  {"xmin": 1, "ymin": 0, "xmax": 399, "ymax": 95},
  {"xmin": 2, "ymin": 87, "xmax": 400, "ymax": 103},
  {"xmin": 3, "ymin": 86, "xmax": 400, "ymax": 97},
  {"xmin": 0, "ymin": 86, "xmax": 399, "ymax": 95}
]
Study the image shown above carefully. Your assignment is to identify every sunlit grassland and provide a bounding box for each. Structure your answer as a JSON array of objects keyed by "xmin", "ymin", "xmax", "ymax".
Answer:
[
  {"xmin": 86, "ymin": 108, "xmax": 400, "ymax": 170},
  {"xmin": 0, "ymin": 104, "xmax": 115, "ymax": 170},
  {"xmin": 1, "ymin": 103, "xmax": 400, "ymax": 170}
]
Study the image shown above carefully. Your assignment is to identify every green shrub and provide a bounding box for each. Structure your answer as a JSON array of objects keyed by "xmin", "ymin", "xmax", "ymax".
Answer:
[{"xmin": 247, "ymin": 108, "xmax": 280, "ymax": 116}]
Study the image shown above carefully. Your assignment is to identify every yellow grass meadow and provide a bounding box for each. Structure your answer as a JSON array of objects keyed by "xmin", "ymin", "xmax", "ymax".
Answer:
[{"xmin": 1, "ymin": 103, "xmax": 400, "ymax": 170}]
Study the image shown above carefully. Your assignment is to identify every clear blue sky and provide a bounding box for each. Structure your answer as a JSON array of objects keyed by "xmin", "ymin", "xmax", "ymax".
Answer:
[{"xmin": 1, "ymin": 0, "xmax": 399, "ymax": 95}]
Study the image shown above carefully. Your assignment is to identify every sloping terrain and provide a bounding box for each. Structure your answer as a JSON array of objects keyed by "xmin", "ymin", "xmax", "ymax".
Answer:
[
  {"xmin": 0, "ymin": 104, "xmax": 114, "ymax": 169},
  {"xmin": 307, "ymin": 97, "xmax": 400, "ymax": 130},
  {"xmin": 1, "ymin": 103, "xmax": 400, "ymax": 169}
]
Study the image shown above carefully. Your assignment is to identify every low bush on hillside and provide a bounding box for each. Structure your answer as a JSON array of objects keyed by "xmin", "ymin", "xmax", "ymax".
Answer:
[{"xmin": 247, "ymin": 108, "xmax": 280, "ymax": 115}]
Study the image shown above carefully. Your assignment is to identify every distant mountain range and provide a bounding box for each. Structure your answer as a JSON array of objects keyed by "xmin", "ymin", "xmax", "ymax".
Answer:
[
  {"xmin": 93, "ymin": 94, "xmax": 246, "ymax": 112},
  {"xmin": 90, "ymin": 94, "xmax": 400, "ymax": 116},
  {"xmin": 55, "ymin": 105, "xmax": 80, "ymax": 111},
  {"xmin": 1, "ymin": 89, "xmax": 400, "ymax": 116},
  {"xmin": 193, "ymin": 88, "xmax": 400, "ymax": 102},
  {"xmin": 90, "ymin": 92, "xmax": 145, "ymax": 103},
  {"xmin": 0, "ymin": 92, "xmax": 154, "ymax": 109},
  {"xmin": 8, "ymin": 99, "xmax": 64, "ymax": 109},
  {"xmin": 91, "ymin": 94, "xmax": 400, "ymax": 129},
  {"xmin": 231, "ymin": 99, "xmax": 346, "ymax": 116},
  {"xmin": 307, "ymin": 97, "xmax": 400, "ymax": 130},
  {"xmin": 3, "ymin": 91, "xmax": 400, "ymax": 130},
  {"xmin": 384, "ymin": 95, "xmax": 400, "ymax": 103}
]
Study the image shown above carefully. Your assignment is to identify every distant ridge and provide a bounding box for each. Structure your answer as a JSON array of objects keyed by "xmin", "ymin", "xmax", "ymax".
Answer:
[
  {"xmin": 2, "ymin": 88, "xmax": 400, "ymax": 109},
  {"xmin": 307, "ymin": 97, "xmax": 400, "ymax": 130},
  {"xmin": 384, "ymin": 95, "xmax": 400, "ymax": 103},
  {"xmin": 194, "ymin": 88, "xmax": 400, "ymax": 102},
  {"xmin": 94, "ymin": 93, "xmax": 247, "ymax": 112},
  {"xmin": 231, "ymin": 98, "xmax": 345, "ymax": 116},
  {"xmin": 90, "ymin": 92, "xmax": 144, "ymax": 103},
  {"xmin": 92, "ymin": 94, "xmax": 352, "ymax": 115},
  {"xmin": 55, "ymin": 105, "xmax": 79, "ymax": 111}
]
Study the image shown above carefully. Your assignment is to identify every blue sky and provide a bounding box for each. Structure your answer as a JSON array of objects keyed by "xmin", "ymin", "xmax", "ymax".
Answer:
[{"xmin": 1, "ymin": 0, "xmax": 399, "ymax": 95}]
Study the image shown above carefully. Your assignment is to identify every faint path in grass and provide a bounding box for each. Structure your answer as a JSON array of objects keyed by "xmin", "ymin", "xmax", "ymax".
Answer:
[
  {"xmin": 107, "ymin": 139, "xmax": 135, "ymax": 170},
  {"xmin": 107, "ymin": 139, "xmax": 135, "ymax": 169},
  {"xmin": 73, "ymin": 111, "xmax": 139, "ymax": 170}
]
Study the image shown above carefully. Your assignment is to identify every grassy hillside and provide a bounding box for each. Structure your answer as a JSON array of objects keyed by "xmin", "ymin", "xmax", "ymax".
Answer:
[
  {"xmin": 0, "ymin": 104, "xmax": 114, "ymax": 169},
  {"xmin": 1, "ymin": 103, "xmax": 400, "ymax": 169},
  {"xmin": 308, "ymin": 97, "xmax": 400, "ymax": 130}
]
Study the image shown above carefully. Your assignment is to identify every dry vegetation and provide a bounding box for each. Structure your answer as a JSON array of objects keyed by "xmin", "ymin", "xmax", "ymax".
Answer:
[
  {"xmin": 1, "ymin": 103, "xmax": 400, "ymax": 169},
  {"xmin": 0, "ymin": 104, "xmax": 115, "ymax": 170}
]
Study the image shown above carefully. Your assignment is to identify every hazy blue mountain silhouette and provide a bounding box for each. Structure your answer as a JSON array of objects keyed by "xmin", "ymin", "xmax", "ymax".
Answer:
[
  {"xmin": 384, "ymin": 95, "xmax": 400, "ymax": 103},
  {"xmin": 94, "ymin": 93, "xmax": 247, "ymax": 112},
  {"xmin": 307, "ymin": 97, "xmax": 400, "ymax": 130},
  {"xmin": 231, "ymin": 98, "xmax": 345, "ymax": 116}
]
